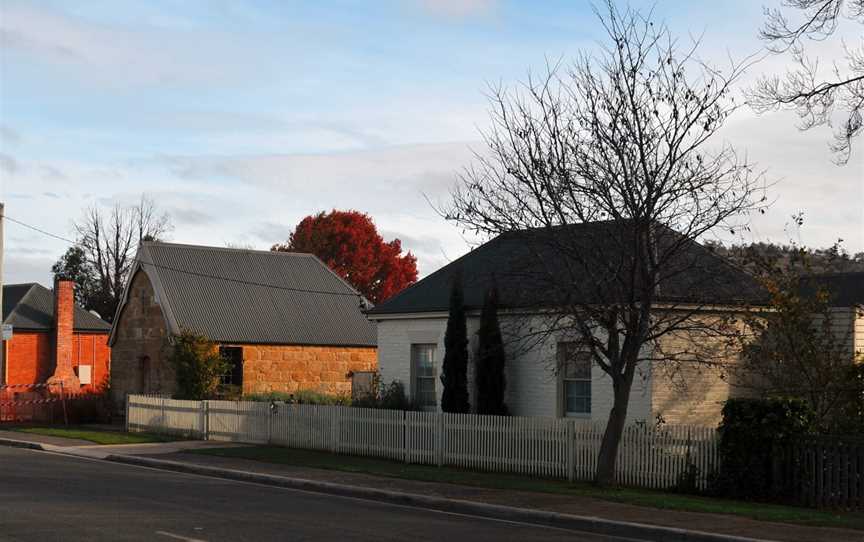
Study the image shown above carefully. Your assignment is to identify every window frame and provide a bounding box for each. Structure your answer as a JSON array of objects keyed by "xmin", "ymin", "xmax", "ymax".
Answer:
[
  {"xmin": 411, "ymin": 343, "xmax": 438, "ymax": 410},
  {"xmin": 557, "ymin": 342, "xmax": 592, "ymax": 418},
  {"xmin": 219, "ymin": 346, "xmax": 244, "ymax": 388}
]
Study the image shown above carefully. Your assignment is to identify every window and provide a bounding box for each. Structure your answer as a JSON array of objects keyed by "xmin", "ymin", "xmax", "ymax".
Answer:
[
  {"xmin": 558, "ymin": 342, "xmax": 591, "ymax": 416},
  {"xmin": 412, "ymin": 344, "xmax": 437, "ymax": 409},
  {"xmin": 219, "ymin": 346, "xmax": 244, "ymax": 388}
]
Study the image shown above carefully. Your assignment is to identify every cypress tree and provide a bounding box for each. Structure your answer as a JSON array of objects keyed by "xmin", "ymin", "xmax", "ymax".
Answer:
[
  {"xmin": 440, "ymin": 274, "xmax": 470, "ymax": 413},
  {"xmin": 476, "ymin": 285, "xmax": 507, "ymax": 415}
]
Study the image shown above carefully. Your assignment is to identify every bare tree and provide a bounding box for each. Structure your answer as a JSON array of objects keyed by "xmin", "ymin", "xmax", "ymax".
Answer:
[
  {"xmin": 74, "ymin": 195, "xmax": 172, "ymax": 321},
  {"xmin": 750, "ymin": 0, "xmax": 864, "ymax": 164},
  {"xmin": 444, "ymin": 2, "xmax": 766, "ymax": 486}
]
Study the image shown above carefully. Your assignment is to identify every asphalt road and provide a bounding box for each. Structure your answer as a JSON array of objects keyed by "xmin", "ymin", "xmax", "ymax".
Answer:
[{"xmin": 0, "ymin": 447, "xmax": 637, "ymax": 542}]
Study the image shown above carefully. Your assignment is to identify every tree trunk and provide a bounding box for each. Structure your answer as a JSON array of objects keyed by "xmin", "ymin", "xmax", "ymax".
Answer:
[{"xmin": 595, "ymin": 373, "xmax": 635, "ymax": 487}]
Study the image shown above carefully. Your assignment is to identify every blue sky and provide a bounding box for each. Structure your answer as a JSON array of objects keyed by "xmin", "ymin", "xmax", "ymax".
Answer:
[{"xmin": 1, "ymin": 0, "xmax": 862, "ymax": 286}]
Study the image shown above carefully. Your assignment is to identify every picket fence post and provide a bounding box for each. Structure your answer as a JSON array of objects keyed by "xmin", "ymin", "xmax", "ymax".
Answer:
[
  {"xmin": 125, "ymin": 394, "xmax": 130, "ymax": 433},
  {"xmin": 331, "ymin": 406, "xmax": 340, "ymax": 453},
  {"xmin": 202, "ymin": 400, "xmax": 209, "ymax": 440},
  {"xmin": 435, "ymin": 412, "xmax": 444, "ymax": 467},
  {"xmin": 566, "ymin": 421, "xmax": 575, "ymax": 482}
]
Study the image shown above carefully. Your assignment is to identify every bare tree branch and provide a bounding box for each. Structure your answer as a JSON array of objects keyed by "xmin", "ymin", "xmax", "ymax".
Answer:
[{"xmin": 750, "ymin": 0, "xmax": 864, "ymax": 164}]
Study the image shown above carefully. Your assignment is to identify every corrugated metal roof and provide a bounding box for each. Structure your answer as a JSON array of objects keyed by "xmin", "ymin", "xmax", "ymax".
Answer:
[
  {"xmin": 2, "ymin": 283, "xmax": 111, "ymax": 332},
  {"xmin": 369, "ymin": 221, "xmax": 768, "ymax": 316},
  {"xmin": 128, "ymin": 242, "xmax": 376, "ymax": 346}
]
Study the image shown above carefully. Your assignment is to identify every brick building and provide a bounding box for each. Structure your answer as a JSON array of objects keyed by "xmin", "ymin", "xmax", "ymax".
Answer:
[
  {"xmin": 109, "ymin": 242, "xmax": 377, "ymax": 407},
  {"xmin": 1, "ymin": 279, "xmax": 111, "ymax": 392}
]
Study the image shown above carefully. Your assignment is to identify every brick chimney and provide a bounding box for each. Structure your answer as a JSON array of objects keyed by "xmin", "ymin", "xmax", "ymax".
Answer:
[{"xmin": 47, "ymin": 277, "xmax": 79, "ymax": 389}]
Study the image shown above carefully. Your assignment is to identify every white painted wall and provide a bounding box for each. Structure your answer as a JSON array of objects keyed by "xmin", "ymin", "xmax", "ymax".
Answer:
[{"xmin": 375, "ymin": 314, "xmax": 652, "ymax": 423}]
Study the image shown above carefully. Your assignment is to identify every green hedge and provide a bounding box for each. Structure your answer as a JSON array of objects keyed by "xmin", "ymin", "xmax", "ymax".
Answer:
[{"xmin": 713, "ymin": 397, "xmax": 815, "ymax": 499}]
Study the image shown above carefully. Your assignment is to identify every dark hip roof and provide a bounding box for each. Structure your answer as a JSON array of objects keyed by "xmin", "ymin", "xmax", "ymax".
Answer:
[
  {"xmin": 2, "ymin": 283, "xmax": 111, "ymax": 332},
  {"xmin": 112, "ymin": 241, "xmax": 376, "ymax": 347},
  {"xmin": 368, "ymin": 221, "xmax": 767, "ymax": 316},
  {"xmin": 800, "ymin": 272, "xmax": 864, "ymax": 306}
]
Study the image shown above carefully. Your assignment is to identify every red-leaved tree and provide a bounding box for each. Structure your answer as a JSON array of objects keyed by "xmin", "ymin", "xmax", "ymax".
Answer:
[{"xmin": 272, "ymin": 210, "xmax": 418, "ymax": 304}]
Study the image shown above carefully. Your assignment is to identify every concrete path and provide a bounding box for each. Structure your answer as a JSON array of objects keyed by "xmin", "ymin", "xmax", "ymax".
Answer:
[
  {"xmin": 0, "ymin": 429, "xmax": 93, "ymax": 447},
  {"xmin": 0, "ymin": 429, "xmax": 246, "ymax": 458}
]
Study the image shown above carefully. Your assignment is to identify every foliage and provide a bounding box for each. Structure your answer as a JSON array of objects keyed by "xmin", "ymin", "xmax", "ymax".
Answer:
[
  {"xmin": 51, "ymin": 246, "xmax": 103, "ymax": 312},
  {"xmin": 750, "ymin": 0, "xmax": 864, "ymax": 164},
  {"xmin": 168, "ymin": 331, "xmax": 229, "ymax": 400},
  {"xmin": 440, "ymin": 275, "xmax": 470, "ymax": 413},
  {"xmin": 272, "ymin": 209, "xmax": 418, "ymax": 304},
  {"xmin": 244, "ymin": 389, "xmax": 351, "ymax": 405},
  {"xmin": 732, "ymin": 242, "xmax": 864, "ymax": 431},
  {"xmin": 57, "ymin": 195, "xmax": 172, "ymax": 322},
  {"xmin": 475, "ymin": 286, "xmax": 507, "ymax": 415},
  {"xmin": 442, "ymin": 0, "xmax": 762, "ymax": 486},
  {"xmin": 351, "ymin": 373, "xmax": 418, "ymax": 410},
  {"xmin": 704, "ymin": 239, "xmax": 864, "ymax": 275},
  {"xmin": 713, "ymin": 398, "xmax": 816, "ymax": 500},
  {"xmin": 832, "ymin": 363, "xmax": 864, "ymax": 434}
]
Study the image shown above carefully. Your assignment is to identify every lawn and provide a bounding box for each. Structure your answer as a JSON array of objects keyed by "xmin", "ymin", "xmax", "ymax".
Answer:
[
  {"xmin": 191, "ymin": 445, "xmax": 864, "ymax": 531},
  {"xmin": 10, "ymin": 426, "xmax": 180, "ymax": 445}
]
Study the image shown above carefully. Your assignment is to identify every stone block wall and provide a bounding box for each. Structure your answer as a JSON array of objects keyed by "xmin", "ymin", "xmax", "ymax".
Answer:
[
  {"xmin": 110, "ymin": 270, "xmax": 174, "ymax": 408},
  {"xmin": 239, "ymin": 344, "xmax": 377, "ymax": 396}
]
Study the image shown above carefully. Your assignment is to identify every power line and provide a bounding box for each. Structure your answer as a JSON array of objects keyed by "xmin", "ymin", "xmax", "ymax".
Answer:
[
  {"xmin": 4, "ymin": 214, "xmax": 362, "ymax": 299},
  {"xmin": 4, "ymin": 215, "xmax": 78, "ymax": 245}
]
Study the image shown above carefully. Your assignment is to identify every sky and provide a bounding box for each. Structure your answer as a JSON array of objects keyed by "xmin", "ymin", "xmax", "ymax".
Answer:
[{"xmin": 1, "ymin": 0, "xmax": 862, "ymax": 286}]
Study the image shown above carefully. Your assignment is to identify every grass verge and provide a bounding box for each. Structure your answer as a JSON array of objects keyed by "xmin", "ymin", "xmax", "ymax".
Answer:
[
  {"xmin": 10, "ymin": 426, "xmax": 180, "ymax": 445},
  {"xmin": 190, "ymin": 445, "xmax": 864, "ymax": 531}
]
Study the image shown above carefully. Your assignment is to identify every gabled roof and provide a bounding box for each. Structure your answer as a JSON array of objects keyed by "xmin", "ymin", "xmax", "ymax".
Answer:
[
  {"xmin": 2, "ymin": 283, "xmax": 111, "ymax": 332},
  {"xmin": 369, "ymin": 221, "xmax": 766, "ymax": 316},
  {"xmin": 800, "ymin": 272, "xmax": 864, "ymax": 307},
  {"xmin": 110, "ymin": 242, "xmax": 376, "ymax": 347}
]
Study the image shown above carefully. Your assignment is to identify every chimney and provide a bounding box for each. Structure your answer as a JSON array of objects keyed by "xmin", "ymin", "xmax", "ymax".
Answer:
[{"xmin": 47, "ymin": 277, "xmax": 79, "ymax": 389}]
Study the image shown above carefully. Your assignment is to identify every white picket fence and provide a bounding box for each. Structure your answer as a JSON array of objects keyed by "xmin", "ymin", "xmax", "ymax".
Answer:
[{"xmin": 126, "ymin": 394, "xmax": 719, "ymax": 490}]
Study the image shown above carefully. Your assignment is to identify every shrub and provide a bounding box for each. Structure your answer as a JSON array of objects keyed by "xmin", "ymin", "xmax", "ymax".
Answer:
[
  {"xmin": 168, "ymin": 330, "xmax": 229, "ymax": 400},
  {"xmin": 352, "ymin": 372, "xmax": 417, "ymax": 410},
  {"xmin": 441, "ymin": 275, "xmax": 470, "ymax": 413},
  {"xmin": 713, "ymin": 397, "xmax": 815, "ymax": 499},
  {"xmin": 244, "ymin": 389, "xmax": 351, "ymax": 405}
]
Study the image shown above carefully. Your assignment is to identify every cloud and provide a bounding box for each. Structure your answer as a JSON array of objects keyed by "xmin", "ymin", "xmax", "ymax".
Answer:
[
  {"xmin": 0, "ymin": 124, "xmax": 22, "ymax": 145},
  {"xmin": 166, "ymin": 207, "xmax": 215, "ymax": 226},
  {"xmin": 42, "ymin": 191, "xmax": 61, "ymax": 199},
  {"xmin": 0, "ymin": 3, "xmax": 261, "ymax": 88},
  {"xmin": 0, "ymin": 153, "xmax": 20, "ymax": 175},
  {"xmin": 417, "ymin": 0, "xmax": 497, "ymax": 19},
  {"xmin": 381, "ymin": 229, "xmax": 443, "ymax": 255},
  {"xmin": 250, "ymin": 221, "xmax": 293, "ymax": 244},
  {"xmin": 4, "ymin": 255, "xmax": 56, "ymax": 286}
]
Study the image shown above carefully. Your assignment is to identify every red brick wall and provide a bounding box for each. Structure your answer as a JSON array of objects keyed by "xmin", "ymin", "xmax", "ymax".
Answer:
[
  {"xmin": 5, "ymin": 331, "xmax": 52, "ymax": 385},
  {"xmin": 5, "ymin": 330, "xmax": 110, "ymax": 392}
]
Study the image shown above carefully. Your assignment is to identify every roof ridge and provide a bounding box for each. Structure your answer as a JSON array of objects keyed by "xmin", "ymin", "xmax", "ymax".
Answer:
[
  {"xmin": 368, "ymin": 234, "xmax": 505, "ymax": 313},
  {"xmin": 3, "ymin": 283, "xmax": 38, "ymax": 325},
  {"xmin": 142, "ymin": 240, "xmax": 316, "ymax": 259}
]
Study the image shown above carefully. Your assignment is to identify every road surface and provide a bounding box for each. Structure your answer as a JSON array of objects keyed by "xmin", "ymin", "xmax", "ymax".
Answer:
[{"xmin": 0, "ymin": 447, "xmax": 637, "ymax": 541}]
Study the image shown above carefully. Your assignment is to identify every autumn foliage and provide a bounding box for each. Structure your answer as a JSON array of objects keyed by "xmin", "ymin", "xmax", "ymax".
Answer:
[{"xmin": 272, "ymin": 210, "xmax": 418, "ymax": 304}]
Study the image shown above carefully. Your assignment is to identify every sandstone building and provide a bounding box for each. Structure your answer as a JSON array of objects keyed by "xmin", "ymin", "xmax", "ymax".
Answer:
[{"xmin": 109, "ymin": 242, "xmax": 376, "ymax": 408}]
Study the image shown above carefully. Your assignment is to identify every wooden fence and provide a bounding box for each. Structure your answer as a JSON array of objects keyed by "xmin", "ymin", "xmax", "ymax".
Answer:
[
  {"xmin": 776, "ymin": 434, "xmax": 864, "ymax": 510},
  {"xmin": 126, "ymin": 394, "xmax": 719, "ymax": 490}
]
